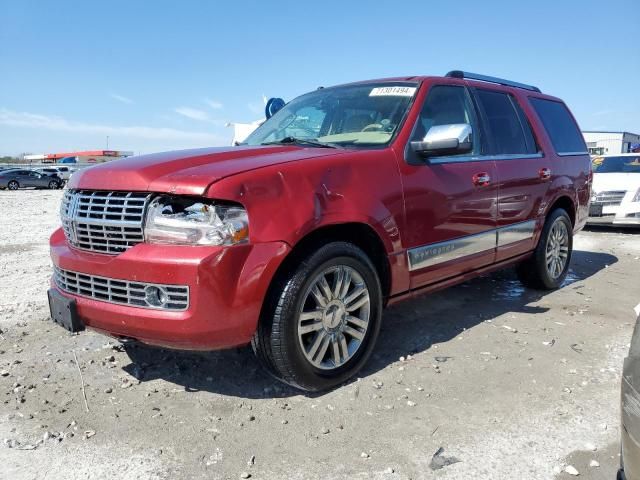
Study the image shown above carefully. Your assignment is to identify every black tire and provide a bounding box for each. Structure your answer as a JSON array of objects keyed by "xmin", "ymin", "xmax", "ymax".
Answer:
[
  {"xmin": 252, "ymin": 242, "xmax": 382, "ymax": 392},
  {"xmin": 516, "ymin": 208, "xmax": 573, "ymax": 290},
  {"xmin": 7, "ymin": 181, "xmax": 18, "ymax": 190},
  {"xmin": 48, "ymin": 181, "xmax": 58, "ymax": 189}
]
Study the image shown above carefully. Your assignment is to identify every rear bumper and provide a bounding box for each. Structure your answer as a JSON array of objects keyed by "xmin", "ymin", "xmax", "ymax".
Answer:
[{"xmin": 49, "ymin": 228, "xmax": 290, "ymax": 350}]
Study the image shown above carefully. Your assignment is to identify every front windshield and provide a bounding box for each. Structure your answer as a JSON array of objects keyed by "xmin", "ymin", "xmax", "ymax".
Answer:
[
  {"xmin": 243, "ymin": 82, "xmax": 418, "ymax": 148},
  {"xmin": 592, "ymin": 155, "xmax": 640, "ymax": 173}
]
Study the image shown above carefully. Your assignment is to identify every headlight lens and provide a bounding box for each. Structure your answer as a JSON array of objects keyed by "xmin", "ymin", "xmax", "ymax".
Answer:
[
  {"xmin": 144, "ymin": 196, "xmax": 249, "ymax": 246},
  {"xmin": 632, "ymin": 188, "xmax": 640, "ymax": 203}
]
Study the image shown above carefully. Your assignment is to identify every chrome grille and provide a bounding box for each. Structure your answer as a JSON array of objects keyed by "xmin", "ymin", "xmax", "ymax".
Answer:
[
  {"xmin": 53, "ymin": 266, "xmax": 189, "ymax": 311},
  {"xmin": 61, "ymin": 190, "xmax": 151, "ymax": 254},
  {"xmin": 592, "ymin": 190, "xmax": 626, "ymax": 206}
]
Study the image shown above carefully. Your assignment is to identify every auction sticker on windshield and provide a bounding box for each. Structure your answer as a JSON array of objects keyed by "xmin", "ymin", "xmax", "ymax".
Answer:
[{"xmin": 369, "ymin": 86, "xmax": 416, "ymax": 97}]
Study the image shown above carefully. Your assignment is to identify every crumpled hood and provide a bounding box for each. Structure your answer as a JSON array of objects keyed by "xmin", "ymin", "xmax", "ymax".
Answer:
[
  {"xmin": 68, "ymin": 146, "xmax": 343, "ymax": 195},
  {"xmin": 592, "ymin": 172, "xmax": 640, "ymax": 195}
]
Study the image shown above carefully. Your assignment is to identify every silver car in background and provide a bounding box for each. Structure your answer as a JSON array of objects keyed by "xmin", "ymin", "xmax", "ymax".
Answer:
[{"xmin": 36, "ymin": 165, "xmax": 74, "ymax": 181}]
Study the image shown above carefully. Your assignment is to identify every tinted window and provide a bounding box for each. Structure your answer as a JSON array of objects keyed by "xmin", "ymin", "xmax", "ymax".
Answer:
[
  {"xmin": 592, "ymin": 156, "xmax": 640, "ymax": 173},
  {"xmin": 475, "ymin": 89, "xmax": 535, "ymax": 155},
  {"xmin": 411, "ymin": 85, "xmax": 479, "ymax": 155},
  {"xmin": 529, "ymin": 98, "xmax": 587, "ymax": 155}
]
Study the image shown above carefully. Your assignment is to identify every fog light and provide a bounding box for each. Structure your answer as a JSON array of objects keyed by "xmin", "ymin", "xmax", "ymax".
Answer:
[{"xmin": 144, "ymin": 286, "xmax": 169, "ymax": 307}]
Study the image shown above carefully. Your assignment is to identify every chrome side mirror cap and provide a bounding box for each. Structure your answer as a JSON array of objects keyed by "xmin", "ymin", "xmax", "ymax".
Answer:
[{"xmin": 410, "ymin": 123, "xmax": 473, "ymax": 157}]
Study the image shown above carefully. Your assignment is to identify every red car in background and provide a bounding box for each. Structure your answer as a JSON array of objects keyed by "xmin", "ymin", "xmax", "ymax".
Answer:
[{"xmin": 48, "ymin": 71, "xmax": 591, "ymax": 391}]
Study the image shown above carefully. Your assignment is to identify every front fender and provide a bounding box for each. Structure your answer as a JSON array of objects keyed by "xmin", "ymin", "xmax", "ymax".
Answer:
[{"xmin": 205, "ymin": 150, "xmax": 404, "ymax": 254}]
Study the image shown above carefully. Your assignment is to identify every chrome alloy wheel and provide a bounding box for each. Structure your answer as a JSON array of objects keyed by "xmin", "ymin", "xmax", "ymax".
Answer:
[
  {"xmin": 297, "ymin": 265, "xmax": 370, "ymax": 370},
  {"xmin": 545, "ymin": 220, "xmax": 569, "ymax": 279}
]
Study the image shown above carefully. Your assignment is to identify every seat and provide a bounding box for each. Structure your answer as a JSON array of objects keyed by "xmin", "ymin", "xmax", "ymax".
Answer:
[{"xmin": 343, "ymin": 114, "xmax": 374, "ymax": 133}]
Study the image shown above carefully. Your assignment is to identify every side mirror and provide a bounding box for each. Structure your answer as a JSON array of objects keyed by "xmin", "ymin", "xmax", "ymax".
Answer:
[{"xmin": 410, "ymin": 123, "xmax": 473, "ymax": 157}]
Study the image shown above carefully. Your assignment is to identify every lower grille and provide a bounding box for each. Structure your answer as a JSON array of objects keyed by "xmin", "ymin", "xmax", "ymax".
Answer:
[
  {"xmin": 53, "ymin": 267, "xmax": 189, "ymax": 311},
  {"xmin": 592, "ymin": 190, "xmax": 626, "ymax": 206}
]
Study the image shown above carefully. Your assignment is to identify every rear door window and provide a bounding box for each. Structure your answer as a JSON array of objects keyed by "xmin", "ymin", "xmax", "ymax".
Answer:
[
  {"xmin": 529, "ymin": 98, "xmax": 588, "ymax": 155},
  {"xmin": 474, "ymin": 89, "xmax": 536, "ymax": 155}
]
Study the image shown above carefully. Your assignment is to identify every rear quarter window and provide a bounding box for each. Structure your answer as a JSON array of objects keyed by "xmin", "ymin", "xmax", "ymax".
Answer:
[{"xmin": 529, "ymin": 98, "xmax": 587, "ymax": 155}]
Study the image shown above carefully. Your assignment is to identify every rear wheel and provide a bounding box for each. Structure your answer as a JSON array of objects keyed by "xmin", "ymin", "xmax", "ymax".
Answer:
[
  {"xmin": 7, "ymin": 181, "xmax": 18, "ymax": 190},
  {"xmin": 516, "ymin": 208, "xmax": 573, "ymax": 290},
  {"xmin": 252, "ymin": 242, "xmax": 382, "ymax": 392}
]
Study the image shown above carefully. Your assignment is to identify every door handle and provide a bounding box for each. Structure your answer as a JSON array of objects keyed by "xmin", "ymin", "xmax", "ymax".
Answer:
[
  {"xmin": 539, "ymin": 167, "xmax": 552, "ymax": 180},
  {"xmin": 472, "ymin": 172, "xmax": 491, "ymax": 187}
]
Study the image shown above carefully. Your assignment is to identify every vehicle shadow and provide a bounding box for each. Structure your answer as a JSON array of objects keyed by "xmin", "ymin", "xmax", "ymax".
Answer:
[{"xmin": 122, "ymin": 249, "xmax": 617, "ymax": 399}]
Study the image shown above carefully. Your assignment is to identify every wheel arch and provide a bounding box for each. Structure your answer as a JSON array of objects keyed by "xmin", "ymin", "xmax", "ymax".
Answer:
[
  {"xmin": 547, "ymin": 195, "xmax": 576, "ymax": 226},
  {"xmin": 265, "ymin": 222, "xmax": 392, "ymax": 309}
]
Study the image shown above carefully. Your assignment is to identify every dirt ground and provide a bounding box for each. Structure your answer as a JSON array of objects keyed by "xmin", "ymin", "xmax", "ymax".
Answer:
[{"xmin": 1, "ymin": 189, "xmax": 639, "ymax": 480}]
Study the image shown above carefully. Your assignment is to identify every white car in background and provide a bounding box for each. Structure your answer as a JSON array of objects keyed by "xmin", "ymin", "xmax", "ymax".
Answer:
[
  {"xmin": 35, "ymin": 166, "xmax": 74, "ymax": 181},
  {"xmin": 588, "ymin": 153, "xmax": 640, "ymax": 227}
]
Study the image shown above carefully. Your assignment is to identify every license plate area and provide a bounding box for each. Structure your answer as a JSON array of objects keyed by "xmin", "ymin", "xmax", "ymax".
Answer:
[
  {"xmin": 589, "ymin": 204, "xmax": 603, "ymax": 217},
  {"xmin": 48, "ymin": 289, "xmax": 84, "ymax": 333}
]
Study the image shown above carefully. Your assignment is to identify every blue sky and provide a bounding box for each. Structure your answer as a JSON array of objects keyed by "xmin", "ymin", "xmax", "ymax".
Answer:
[{"xmin": 1, "ymin": 0, "xmax": 638, "ymax": 156}]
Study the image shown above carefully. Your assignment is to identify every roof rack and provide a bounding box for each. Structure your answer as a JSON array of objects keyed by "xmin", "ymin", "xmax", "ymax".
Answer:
[{"xmin": 445, "ymin": 70, "xmax": 541, "ymax": 93}]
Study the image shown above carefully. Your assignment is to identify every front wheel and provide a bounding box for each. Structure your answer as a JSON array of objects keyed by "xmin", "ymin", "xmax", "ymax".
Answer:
[
  {"xmin": 48, "ymin": 180, "xmax": 58, "ymax": 189},
  {"xmin": 252, "ymin": 242, "xmax": 382, "ymax": 392},
  {"xmin": 516, "ymin": 208, "xmax": 573, "ymax": 290}
]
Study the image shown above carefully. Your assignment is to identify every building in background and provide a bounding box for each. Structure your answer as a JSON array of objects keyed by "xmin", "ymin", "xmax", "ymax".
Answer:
[
  {"xmin": 23, "ymin": 150, "xmax": 134, "ymax": 164},
  {"xmin": 582, "ymin": 131, "xmax": 640, "ymax": 156},
  {"xmin": 226, "ymin": 121, "xmax": 263, "ymax": 145}
]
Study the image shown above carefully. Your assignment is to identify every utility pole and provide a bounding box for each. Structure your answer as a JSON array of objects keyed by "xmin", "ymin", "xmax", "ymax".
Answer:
[{"xmin": 106, "ymin": 136, "xmax": 109, "ymax": 149}]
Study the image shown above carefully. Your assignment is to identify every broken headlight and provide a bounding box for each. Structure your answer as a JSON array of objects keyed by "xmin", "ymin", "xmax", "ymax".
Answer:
[{"xmin": 144, "ymin": 196, "xmax": 249, "ymax": 246}]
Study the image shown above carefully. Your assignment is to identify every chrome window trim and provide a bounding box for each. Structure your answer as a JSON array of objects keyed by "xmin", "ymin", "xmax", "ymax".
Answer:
[
  {"xmin": 53, "ymin": 266, "xmax": 189, "ymax": 311},
  {"xmin": 428, "ymin": 152, "xmax": 544, "ymax": 165},
  {"xmin": 557, "ymin": 151, "xmax": 589, "ymax": 157},
  {"xmin": 407, "ymin": 220, "xmax": 537, "ymax": 271}
]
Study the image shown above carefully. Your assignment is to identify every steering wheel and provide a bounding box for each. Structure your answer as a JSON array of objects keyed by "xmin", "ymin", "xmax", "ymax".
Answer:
[{"xmin": 361, "ymin": 123, "xmax": 384, "ymax": 132}]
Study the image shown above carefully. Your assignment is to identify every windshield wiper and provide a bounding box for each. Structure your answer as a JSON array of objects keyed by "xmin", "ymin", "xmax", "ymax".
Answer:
[{"xmin": 261, "ymin": 136, "xmax": 337, "ymax": 149}]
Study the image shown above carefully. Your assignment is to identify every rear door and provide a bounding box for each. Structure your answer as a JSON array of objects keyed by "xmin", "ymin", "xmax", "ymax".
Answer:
[
  {"xmin": 401, "ymin": 84, "xmax": 498, "ymax": 288},
  {"xmin": 471, "ymin": 88, "xmax": 550, "ymax": 261}
]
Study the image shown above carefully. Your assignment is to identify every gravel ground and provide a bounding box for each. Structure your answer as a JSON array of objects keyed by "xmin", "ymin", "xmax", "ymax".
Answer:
[{"xmin": 1, "ymin": 189, "xmax": 639, "ymax": 480}]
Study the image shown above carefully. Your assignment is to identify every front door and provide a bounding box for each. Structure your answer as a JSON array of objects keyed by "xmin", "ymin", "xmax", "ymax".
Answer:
[
  {"xmin": 471, "ymin": 88, "xmax": 551, "ymax": 262},
  {"xmin": 27, "ymin": 171, "xmax": 45, "ymax": 187},
  {"xmin": 401, "ymin": 84, "xmax": 498, "ymax": 289}
]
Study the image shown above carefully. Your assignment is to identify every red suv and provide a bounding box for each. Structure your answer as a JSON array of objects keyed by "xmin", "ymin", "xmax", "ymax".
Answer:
[{"xmin": 48, "ymin": 71, "xmax": 591, "ymax": 391}]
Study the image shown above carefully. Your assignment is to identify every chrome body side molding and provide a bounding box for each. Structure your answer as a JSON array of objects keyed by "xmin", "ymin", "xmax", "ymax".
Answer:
[
  {"xmin": 496, "ymin": 220, "xmax": 536, "ymax": 248},
  {"xmin": 407, "ymin": 220, "xmax": 537, "ymax": 271}
]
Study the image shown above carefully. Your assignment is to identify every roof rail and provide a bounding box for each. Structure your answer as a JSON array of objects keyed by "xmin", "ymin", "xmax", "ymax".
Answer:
[{"xmin": 445, "ymin": 70, "xmax": 541, "ymax": 93}]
